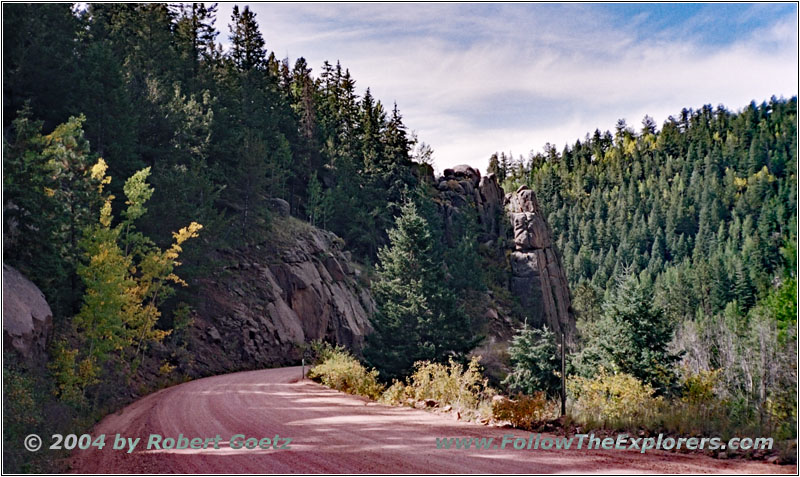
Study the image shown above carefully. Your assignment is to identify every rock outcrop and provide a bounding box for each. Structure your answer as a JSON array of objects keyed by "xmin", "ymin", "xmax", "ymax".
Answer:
[
  {"xmin": 188, "ymin": 166, "xmax": 573, "ymax": 376},
  {"xmin": 505, "ymin": 186, "xmax": 575, "ymax": 341},
  {"xmin": 431, "ymin": 166, "xmax": 575, "ymax": 344},
  {"xmin": 3, "ymin": 263, "xmax": 53, "ymax": 361},
  {"xmin": 189, "ymin": 217, "xmax": 373, "ymax": 375},
  {"xmin": 435, "ymin": 165, "xmax": 504, "ymax": 243}
]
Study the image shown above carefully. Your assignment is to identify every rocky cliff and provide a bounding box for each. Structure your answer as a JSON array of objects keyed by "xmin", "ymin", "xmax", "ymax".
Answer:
[
  {"xmin": 434, "ymin": 164, "xmax": 505, "ymax": 244},
  {"xmin": 431, "ymin": 165, "xmax": 575, "ymax": 343},
  {"xmin": 505, "ymin": 186, "xmax": 576, "ymax": 341},
  {"xmin": 187, "ymin": 217, "xmax": 373, "ymax": 376}
]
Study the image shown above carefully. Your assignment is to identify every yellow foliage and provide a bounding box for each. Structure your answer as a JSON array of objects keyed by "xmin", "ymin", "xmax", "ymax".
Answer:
[
  {"xmin": 64, "ymin": 164, "xmax": 202, "ymax": 403},
  {"xmin": 159, "ymin": 361, "xmax": 177, "ymax": 376},
  {"xmin": 568, "ymin": 370, "xmax": 662, "ymax": 429},
  {"xmin": 379, "ymin": 357, "xmax": 496, "ymax": 412},
  {"xmin": 623, "ymin": 136, "xmax": 637, "ymax": 156},
  {"xmin": 680, "ymin": 368, "xmax": 721, "ymax": 405},
  {"xmin": 492, "ymin": 392, "xmax": 555, "ymax": 430},
  {"xmin": 49, "ymin": 340, "xmax": 99, "ymax": 406},
  {"xmin": 379, "ymin": 380, "xmax": 409, "ymax": 404},
  {"xmin": 308, "ymin": 347, "xmax": 385, "ymax": 400},
  {"xmin": 90, "ymin": 158, "xmax": 112, "ymax": 192},
  {"xmin": 405, "ymin": 357, "xmax": 494, "ymax": 410},
  {"xmin": 752, "ymin": 165, "xmax": 776, "ymax": 183}
]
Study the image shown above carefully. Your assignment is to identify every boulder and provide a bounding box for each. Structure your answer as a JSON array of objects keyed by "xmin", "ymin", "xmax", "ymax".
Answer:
[
  {"xmin": 3, "ymin": 264, "xmax": 52, "ymax": 361},
  {"xmin": 207, "ymin": 325, "xmax": 222, "ymax": 343},
  {"xmin": 267, "ymin": 198, "xmax": 290, "ymax": 217},
  {"xmin": 451, "ymin": 164, "xmax": 481, "ymax": 186}
]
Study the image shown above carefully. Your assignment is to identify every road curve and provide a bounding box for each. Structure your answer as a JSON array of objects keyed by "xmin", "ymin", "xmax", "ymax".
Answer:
[{"xmin": 70, "ymin": 367, "xmax": 794, "ymax": 474}]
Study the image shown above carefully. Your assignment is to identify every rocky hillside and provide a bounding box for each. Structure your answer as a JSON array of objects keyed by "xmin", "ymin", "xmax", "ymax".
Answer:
[
  {"xmin": 3, "ymin": 167, "xmax": 574, "ymax": 381},
  {"xmin": 185, "ymin": 215, "xmax": 374, "ymax": 376},
  {"xmin": 176, "ymin": 165, "xmax": 575, "ymax": 380}
]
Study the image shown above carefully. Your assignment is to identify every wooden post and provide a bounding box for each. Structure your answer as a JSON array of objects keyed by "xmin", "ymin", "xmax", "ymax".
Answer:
[{"xmin": 560, "ymin": 331, "xmax": 566, "ymax": 417}]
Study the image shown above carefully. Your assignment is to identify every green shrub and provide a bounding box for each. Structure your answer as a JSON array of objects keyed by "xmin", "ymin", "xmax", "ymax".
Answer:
[
  {"xmin": 307, "ymin": 343, "xmax": 384, "ymax": 400},
  {"xmin": 568, "ymin": 370, "xmax": 662, "ymax": 430},
  {"xmin": 4, "ymin": 356, "xmax": 45, "ymax": 472}
]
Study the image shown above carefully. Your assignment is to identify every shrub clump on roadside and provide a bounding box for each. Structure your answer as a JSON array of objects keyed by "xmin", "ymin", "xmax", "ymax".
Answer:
[
  {"xmin": 307, "ymin": 342, "xmax": 385, "ymax": 400},
  {"xmin": 661, "ymin": 368, "xmax": 727, "ymax": 435},
  {"xmin": 380, "ymin": 357, "xmax": 496, "ymax": 416},
  {"xmin": 568, "ymin": 370, "xmax": 663, "ymax": 430},
  {"xmin": 492, "ymin": 392, "xmax": 557, "ymax": 430}
]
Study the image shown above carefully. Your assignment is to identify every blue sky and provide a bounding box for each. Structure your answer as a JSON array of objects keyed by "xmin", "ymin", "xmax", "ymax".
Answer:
[{"xmin": 216, "ymin": 3, "xmax": 798, "ymax": 174}]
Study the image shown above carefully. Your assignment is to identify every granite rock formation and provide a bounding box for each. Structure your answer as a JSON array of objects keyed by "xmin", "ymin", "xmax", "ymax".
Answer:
[
  {"xmin": 189, "ymin": 218, "xmax": 373, "ymax": 375},
  {"xmin": 435, "ymin": 165, "xmax": 504, "ymax": 243},
  {"xmin": 3, "ymin": 263, "xmax": 53, "ymax": 361},
  {"xmin": 189, "ymin": 166, "xmax": 573, "ymax": 376},
  {"xmin": 428, "ymin": 165, "xmax": 575, "ymax": 344},
  {"xmin": 505, "ymin": 185, "xmax": 575, "ymax": 341}
]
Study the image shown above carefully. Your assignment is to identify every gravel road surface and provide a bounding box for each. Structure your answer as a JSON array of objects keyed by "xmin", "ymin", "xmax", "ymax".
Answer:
[{"xmin": 70, "ymin": 366, "xmax": 795, "ymax": 474}]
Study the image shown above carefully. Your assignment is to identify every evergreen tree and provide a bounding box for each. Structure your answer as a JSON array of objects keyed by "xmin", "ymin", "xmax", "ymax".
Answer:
[
  {"xmin": 3, "ymin": 111, "xmax": 101, "ymax": 315},
  {"xmin": 573, "ymin": 269, "xmax": 678, "ymax": 392},
  {"xmin": 3, "ymin": 3, "xmax": 80, "ymax": 128},
  {"xmin": 364, "ymin": 202, "xmax": 480, "ymax": 380},
  {"xmin": 503, "ymin": 323, "xmax": 560, "ymax": 396},
  {"xmin": 229, "ymin": 5, "xmax": 265, "ymax": 72}
]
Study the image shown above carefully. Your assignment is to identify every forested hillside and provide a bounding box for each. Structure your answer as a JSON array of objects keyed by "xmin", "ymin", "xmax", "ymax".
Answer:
[
  {"xmin": 3, "ymin": 2, "xmax": 433, "ymax": 334},
  {"xmin": 4, "ymin": 3, "xmax": 419, "ymax": 280},
  {"xmin": 490, "ymin": 98, "xmax": 797, "ymax": 436},
  {"xmin": 3, "ymin": 4, "xmax": 430, "ymax": 471}
]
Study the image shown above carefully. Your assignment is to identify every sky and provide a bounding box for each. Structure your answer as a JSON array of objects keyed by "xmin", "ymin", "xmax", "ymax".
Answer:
[{"xmin": 215, "ymin": 3, "xmax": 798, "ymax": 174}]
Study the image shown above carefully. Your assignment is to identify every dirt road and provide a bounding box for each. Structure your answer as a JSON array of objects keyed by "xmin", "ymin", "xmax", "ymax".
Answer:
[{"xmin": 70, "ymin": 367, "xmax": 794, "ymax": 474}]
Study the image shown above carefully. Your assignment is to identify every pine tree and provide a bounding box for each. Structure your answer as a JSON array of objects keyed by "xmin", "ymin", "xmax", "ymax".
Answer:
[
  {"xmin": 174, "ymin": 2, "xmax": 218, "ymax": 90},
  {"xmin": 229, "ymin": 5, "xmax": 265, "ymax": 72},
  {"xmin": 3, "ymin": 111, "xmax": 102, "ymax": 315},
  {"xmin": 3, "ymin": 3, "xmax": 80, "ymax": 127},
  {"xmin": 503, "ymin": 323, "xmax": 560, "ymax": 396},
  {"xmin": 364, "ymin": 202, "xmax": 480, "ymax": 380},
  {"xmin": 573, "ymin": 269, "xmax": 678, "ymax": 393}
]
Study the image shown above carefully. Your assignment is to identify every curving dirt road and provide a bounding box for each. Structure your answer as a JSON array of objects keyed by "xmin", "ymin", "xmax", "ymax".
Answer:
[{"xmin": 71, "ymin": 367, "xmax": 794, "ymax": 474}]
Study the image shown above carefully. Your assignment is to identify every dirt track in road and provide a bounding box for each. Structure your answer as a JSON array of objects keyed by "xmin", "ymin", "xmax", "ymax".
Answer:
[{"xmin": 70, "ymin": 366, "xmax": 794, "ymax": 474}]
